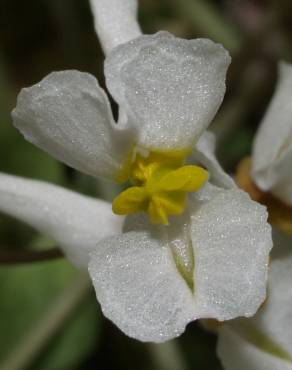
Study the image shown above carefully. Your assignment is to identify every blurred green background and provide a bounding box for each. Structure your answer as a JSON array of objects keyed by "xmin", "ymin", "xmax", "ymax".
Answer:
[{"xmin": 0, "ymin": 0, "xmax": 291, "ymax": 369}]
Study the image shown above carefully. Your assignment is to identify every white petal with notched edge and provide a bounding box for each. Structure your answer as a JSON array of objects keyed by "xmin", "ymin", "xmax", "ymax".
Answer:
[
  {"xmin": 89, "ymin": 231, "xmax": 196, "ymax": 342},
  {"xmin": 217, "ymin": 246, "xmax": 292, "ymax": 370},
  {"xmin": 89, "ymin": 0, "xmax": 141, "ymax": 55},
  {"xmin": 191, "ymin": 131, "xmax": 235, "ymax": 189},
  {"xmin": 12, "ymin": 70, "xmax": 133, "ymax": 181},
  {"xmin": 189, "ymin": 186, "xmax": 272, "ymax": 319},
  {"xmin": 217, "ymin": 326, "xmax": 292, "ymax": 370},
  {"xmin": 252, "ymin": 62, "xmax": 292, "ymax": 206},
  {"xmin": 0, "ymin": 172, "xmax": 123, "ymax": 268},
  {"xmin": 88, "ymin": 183, "xmax": 272, "ymax": 342},
  {"xmin": 105, "ymin": 32, "xmax": 231, "ymax": 150}
]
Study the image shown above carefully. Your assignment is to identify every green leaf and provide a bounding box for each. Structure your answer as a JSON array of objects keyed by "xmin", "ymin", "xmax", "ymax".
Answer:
[
  {"xmin": 0, "ymin": 259, "xmax": 100, "ymax": 370},
  {"xmin": 0, "ymin": 57, "xmax": 63, "ymax": 183},
  {"xmin": 0, "ymin": 116, "xmax": 63, "ymax": 183}
]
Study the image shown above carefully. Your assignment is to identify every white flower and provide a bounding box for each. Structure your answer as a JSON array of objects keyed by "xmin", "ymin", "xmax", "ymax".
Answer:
[
  {"xmin": 217, "ymin": 234, "xmax": 292, "ymax": 370},
  {"xmin": 252, "ymin": 62, "xmax": 292, "ymax": 207},
  {"xmin": 0, "ymin": 0, "xmax": 272, "ymax": 342}
]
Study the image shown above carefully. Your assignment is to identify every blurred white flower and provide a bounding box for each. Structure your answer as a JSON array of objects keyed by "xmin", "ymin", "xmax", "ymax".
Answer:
[
  {"xmin": 0, "ymin": 0, "xmax": 273, "ymax": 342},
  {"xmin": 217, "ymin": 235, "xmax": 292, "ymax": 370},
  {"xmin": 252, "ymin": 62, "xmax": 292, "ymax": 207},
  {"xmin": 225, "ymin": 63, "xmax": 292, "ymax": 368},
  {"xmin": 236, "ymin": 62, "xmax": 292, "ymax": 235}
]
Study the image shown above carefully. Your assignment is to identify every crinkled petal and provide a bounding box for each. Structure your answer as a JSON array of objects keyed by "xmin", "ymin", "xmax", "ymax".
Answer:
[
  {"xmin": 217, "ymin": 326, "xmax": 292, "ymax": 370},
  {"xmin": 88, "ymin": 230, "xmax": 196, "ymax": 342},
  {"xmin": 89, "ymin": 0, "xmax": 141, "ymax": 55},
  {"xmin": 89, "ymin": 182, "xmax": 271, "ymax": 342},
  {"xmin": 12, "ymin": 70, "xmax": 133, "ymax": 181},
  {"xmin": 191, "ymin": 131, "xmax": 235, "ymax": 189},
  {"xmin": 105, "ymin": 31, "xmax": 231, "ymax": 150},
  {"xmin": 252, "ymin": 62, "xmax": 292, "ymax": 205},
  {"xmin": 0, "ymin": 172, "xmax": 123, "ymax": 268},
  {"xmin": 189, "ymin": 185, "xmax": 272, "ymax": 320}
]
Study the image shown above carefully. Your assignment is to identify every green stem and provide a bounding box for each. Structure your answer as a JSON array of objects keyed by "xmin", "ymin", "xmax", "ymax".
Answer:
[
  {"xmin": 0, "ymin": 247, "xmax": 64, "ymax": 264},
  {"xmin": 177, "ymin": 0, "xmax": 242, "ymax": 53},
  {"xmin": 211, "ymin": 60, "xmax": 274, "ymax": 152},
  {"xmin": 147, "ymin": 340, "xmax": 187, "ymax": 370},
  {"xmin": 0, "ymin": 273, "xmax": 91, "ymax": 370}
]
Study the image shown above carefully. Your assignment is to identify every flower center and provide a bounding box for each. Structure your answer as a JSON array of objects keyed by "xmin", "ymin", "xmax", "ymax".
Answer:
[{"xmin": 112, "ymin": 149, "xmax": 208, "ymax": 224}]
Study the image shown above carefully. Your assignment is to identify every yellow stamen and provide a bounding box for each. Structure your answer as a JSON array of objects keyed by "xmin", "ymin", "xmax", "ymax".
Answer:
[
  {"xmin": 112, "ymin": 187, "xmax": 148, "ymax": 214},
  {"xmin": 112, "ymin": 149, "xmax": 209, "ymax": 224}
]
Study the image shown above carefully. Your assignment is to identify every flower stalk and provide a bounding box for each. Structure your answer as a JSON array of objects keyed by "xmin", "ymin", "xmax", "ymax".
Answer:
[{"xmin": 0, "ymin": 247, "xmax": 63, "ymax": 265}]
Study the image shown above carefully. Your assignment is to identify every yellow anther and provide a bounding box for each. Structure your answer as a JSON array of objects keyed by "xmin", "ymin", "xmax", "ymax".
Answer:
[
  {"xmin": 148, "ymin": 193, "xmax": 187, "ymax": 225},
  {"xmin": 157, "ymin": 165, "xmax": 209, "ymax": 192},
  {"xmin": 112, "ymin": 150, "xmax": 209, "ymax": 224},
  {"xmin": 112, "ymin": 187, "xmax": 148, "ymax": 214}
]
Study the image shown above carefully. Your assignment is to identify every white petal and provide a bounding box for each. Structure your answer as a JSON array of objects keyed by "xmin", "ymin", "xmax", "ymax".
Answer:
[
  {"xmin": 248, "ymin": 245, "xmax": 292, "ymax": 356},
  {"xmin": 12, "ymin": 70, "xmax": 133, "ymax": 181},
  {"xmin": 217, "ymin": 325, "xmax": 292, "ymax": 370},
  {"xmin": 218, "ymin": 238, "xmax": 292, "ymax": 369},
  {"xmin": 0, "ymin": 172, "xmax": 123, "ymax": 268},
  {"xmin": 88, "ymin": 231, "xmax": 196, "ymax": 342},
  {"xmin": 191, "ymin": 131, "xmax": 235, "ymax": 189},
  {"xmin": 189, "ymin": 187, "xmax": 272, "ymax": 320},
  {"xmin": 252, "ymin": 62, "xmax": 292, "ymax": 205},
  {"xmin": 89, "ymin": 183, "xmax": 271, "ymax": 341},
  {"xmin": 105, "ymin": 31, "xmax": 231, "ymax": 150},
  {"xmin": 89, "ymin": 0, "xmax": 141, "ymax": 55}
]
